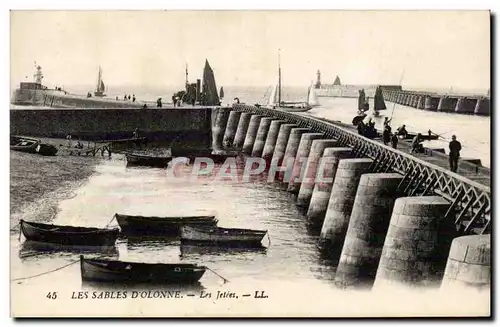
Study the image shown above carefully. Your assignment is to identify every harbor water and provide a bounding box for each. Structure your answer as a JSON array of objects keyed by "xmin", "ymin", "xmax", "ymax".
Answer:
[{"xmin": 10, "ymin": 89, "xmax": 490, "ymax": 317}]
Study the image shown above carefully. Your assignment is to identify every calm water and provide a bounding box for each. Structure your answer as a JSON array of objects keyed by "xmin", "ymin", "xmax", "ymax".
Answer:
[{"xmin": 10, "ymin": 87, "xmax": 490, "ymax": 317}]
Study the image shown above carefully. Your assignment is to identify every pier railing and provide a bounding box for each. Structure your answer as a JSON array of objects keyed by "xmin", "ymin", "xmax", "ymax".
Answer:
[{"xmin": 232, "ymin": 104, "xmax": 491, "ymax": 234}]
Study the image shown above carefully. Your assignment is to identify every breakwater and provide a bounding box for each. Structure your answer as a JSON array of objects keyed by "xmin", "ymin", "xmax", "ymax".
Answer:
[
  {"xmin": 10, "ymin": 107, "xmax": 212, "ymax": 150},
  {"xmin": 212, "ymin": 103, "xmax": 491, "ymax": 290},
  {"xmin": 381, "ymin": 88, "xmax": 491, "ymax": 116},
  {"xmin": 11, "ymin": 88, "xmax": 151, "ymax": 109}
]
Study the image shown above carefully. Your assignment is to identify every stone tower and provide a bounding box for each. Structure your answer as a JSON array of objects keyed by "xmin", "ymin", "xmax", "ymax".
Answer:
[{"xmin": 315, "ymin": 70, "xmax": 321, "ymax": 89}]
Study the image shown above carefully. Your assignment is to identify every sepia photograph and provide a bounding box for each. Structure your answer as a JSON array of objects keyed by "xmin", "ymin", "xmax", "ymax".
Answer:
[{"xmin": 8, "ymin": 7, "xmax": 492, "ymax": 318}]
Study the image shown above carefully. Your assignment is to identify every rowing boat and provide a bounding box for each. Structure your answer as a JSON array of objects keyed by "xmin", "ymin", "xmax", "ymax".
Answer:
[
  {"xmin": 19, "ymin": 220, "xmax": 119, "ymax": 246},
  {"xmin": 125, "ymin": 152, "xmax": 173, "ymax": 168},
  {"xmin": 114, "ymin": 213, "xmax": 218, "ymax": 236},
  {"xmin": 10, "ymin": 136, "xmax": 58, "ymax": 156},
  {"xmin": 79, "ymin": 256, "xmax": 206, "ymax": 284},
  {"xmin": 180, "ymin": 225, "xmax": 267, "ymax": 247}
]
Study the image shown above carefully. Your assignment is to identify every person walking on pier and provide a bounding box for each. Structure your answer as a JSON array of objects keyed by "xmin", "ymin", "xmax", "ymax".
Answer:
[
  {"xmin": 384, "ymin": 117, "xmax": 392, "ymax": 128},
  {"xmin": 411, "ymin": 133, "xmax": 423, "ymax": 154},
  {"xmin": 382, "ymin": 126, "xmax": 391, "ymax": 145},
  {"xmin": 448, "ymin": 135, "xmax": 462, "ymax": 173}
]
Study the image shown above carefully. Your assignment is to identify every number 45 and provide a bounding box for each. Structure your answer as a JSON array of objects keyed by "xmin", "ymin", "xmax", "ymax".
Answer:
[{"xmin": 46, "ymin": 292, "xmax": 58, "ymax": 300}]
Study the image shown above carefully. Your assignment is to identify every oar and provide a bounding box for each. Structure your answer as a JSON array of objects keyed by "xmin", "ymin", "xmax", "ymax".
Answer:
[{"xmin": 389, "ymin": 69, "xmax": 405, "ymax": 122}]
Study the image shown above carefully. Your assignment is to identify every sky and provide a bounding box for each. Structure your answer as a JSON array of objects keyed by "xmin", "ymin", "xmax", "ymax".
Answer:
[{"xmin": 10, "ymin": 10, "xmax": 490, "ymax": 92}]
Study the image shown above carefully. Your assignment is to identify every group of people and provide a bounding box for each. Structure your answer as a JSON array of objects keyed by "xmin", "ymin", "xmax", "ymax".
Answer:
[
  {"xmin": 172, "ymin": 94, "xmax": 183, "ymax": 107},
  {"xmin": 362, "ymin": 117, "xmax": 462, "ymax": 173},
  {"xmin": 356, "ymin": 119, "xmax": 378, "ymax": 139},
  {"xmin": 122, "ymin": 94, "xmax": 136, "ymax": 102}
]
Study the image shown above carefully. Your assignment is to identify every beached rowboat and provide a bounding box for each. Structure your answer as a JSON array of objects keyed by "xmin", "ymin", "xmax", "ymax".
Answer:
[
  {"xmin": 79, "ymin": 256, "xmax": 206, "ymax": 284},
  {"xmin": 10, "ymin": 136, "xmax": 58, "ymax": 156},
  {"xmin": 180, "ymin": 225, "xmax": 268, "ymax": 247},
  {"xmin": 19, "ymin": 220, "xmax": 119, "ymax": 246},
  {"xmin": 114, "ymin": 213, "xmax": 218, "ymax": 236}
]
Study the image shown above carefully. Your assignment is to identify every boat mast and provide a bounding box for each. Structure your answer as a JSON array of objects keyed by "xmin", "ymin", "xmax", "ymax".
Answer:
[
  {"xmin": 278, "ymin": 50, "xmax": 281, "ymax": 105},
  {"xmin": 96, "ymin": 66, "xmax": 102, "ymax": 92},
  {"xmin": 185, "ymin": 62, "xmax": 189, "ymax": 89}
]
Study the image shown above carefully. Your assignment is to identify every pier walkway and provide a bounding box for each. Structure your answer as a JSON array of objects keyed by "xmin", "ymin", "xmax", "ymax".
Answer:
[{"xmin": 218, "ymin": 104, "xmax": 491, "ymax": 236}]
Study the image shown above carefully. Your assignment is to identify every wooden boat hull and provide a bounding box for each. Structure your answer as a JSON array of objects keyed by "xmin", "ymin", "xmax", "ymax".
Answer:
[
  {"xmin": 80, "ymin": 256, "xmax": 206, "ymax": 284},
  {"xmin": 20, "ymin": 240, "xmax": 118, "ymax": 256},
  {"xmin": 10, "ymin": 137, "xmax": 58, "ymax": 156},
  {"xmin": 115, "ymin": 214, "xmax": 218, "ymax": 236},
  {"xmin": 20, "ymin": 220, "xmax": 119, "ymax": 247},
  {"xmin": 180, "ymin": 225, "xmax": 267, "ymax": 247},
  {"xmin": 125, "ymin": 153, "xmax": 173, "ymax": 168}
]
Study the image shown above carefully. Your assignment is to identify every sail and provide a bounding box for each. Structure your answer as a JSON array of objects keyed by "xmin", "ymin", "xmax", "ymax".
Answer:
[
  {"xmin": 100, "ymin": 80, "xmax": 105, "ymax": 92},
  {"xmin": 307, "ymin": 84, "xmax": 319, "ymax": 106},
  {"xmin": 267, "ymin": 84, "xmax": 279, "ymax": 106},
  {"xmin": 358, "ymin": 89, "xmax": 366, "ymax": 110},
  {"xmin": 219, "ymin": 86, "xmax": 224, "ymax": 99},
  {"xmin": 333, "ymin": 75, "xmax": 341, "ymax": 85},
  {"xmin": 201, "ymin": 60, "xmax": 220, "ymax": 106},
  {"xmin": 374, "ymin": 86, "xmax": 387, "ymax": 110}
]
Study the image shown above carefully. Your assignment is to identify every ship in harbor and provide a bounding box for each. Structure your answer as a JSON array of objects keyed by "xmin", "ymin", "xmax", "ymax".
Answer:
[
  {"xmin": 93, "ymin": 66, "xmax": 106, "ymax": 97},
  {"xmin": 261, "ymin": 51, "xmax": 318, "ymax": 112}
]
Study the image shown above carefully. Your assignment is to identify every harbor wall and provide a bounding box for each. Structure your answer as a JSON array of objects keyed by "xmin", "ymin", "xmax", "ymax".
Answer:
[
  {"xmin": 12, "ymin": 89, "xmax": 149, "ymax": 109},
  {"xmin": 10, "ymin": 108, "xmax": 213, "ymax": 150}
]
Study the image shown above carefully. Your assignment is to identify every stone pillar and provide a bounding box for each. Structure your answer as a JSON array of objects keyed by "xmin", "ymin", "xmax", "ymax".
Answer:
[
  {"xmin": 233, "ymin": 112, "xmax": 252, "ymax": 149},
  {"xmin": 222, "ymin": 110, "xmax": 241, "ymax": 148},
  {"xmin": 424, "ymin": 96, "xmax": 433, "ymax": 110},
  {"xmin": 416, "ymin": 96, "xmax": 425, "ymax": 109},
  {"xmin": 318, "ymin": 158, "xmax": 373, "ymax": 254},
  {"xmin": 262, "ymin": 120, "xmax": 287, "ymax": 160},
  {"xmin": 242, "ymin": 114, "xmax": 263, "ymax": 154},
  {"xmin": 287, "ymin": 133, "xmax": 324, "ymax": 193},
  {"xmin": 438, "ymin": 97, "xmax": 458, "ymax": 112},
  {"xmin": 307, "ymin": 147, "xmax": 353, "ymax": 228},
  {"xmin": 411, "ymin": 95, "xmax": 419, "ymax": 107},
  {"xmin": 276, "ymin": 127, "xmax": 310, "ymax": 184},
  {"xmin": 296, "ymin": 139, "xmax": 338, "ymax": 209},
  {"xmin": 211, "ymin": 107, "xmax": 231, "ymax": 151},
  {"xmin": 251, "ymin": 117, "xmax": 274, "ymax": 157},
  {"xmin": 405, "ymin": 94, "xmax": 411, "ymax": 106},
  {"xmin": 474, "ymin": 98, "xmax": 490, "ymax": 116},
  {"xmin": 441, "ymin": 234, "xmax": 490, "ymax": 291},
  {"xmin": 335, "ymin": 173, "xmax": 403, "ymax": 289},
  {"xmin": 270, "ymin": 124, "xmax": 298, "ymax": 164},
  {"xmin": 455, "ymin": 98, "xmax": 476, "ymax": 114},
  {"xmin": 373, "ymin": 196, "xmax": 457, "ymax": 289}
]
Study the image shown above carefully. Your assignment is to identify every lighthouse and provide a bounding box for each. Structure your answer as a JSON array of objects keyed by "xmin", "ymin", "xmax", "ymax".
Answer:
[
  {"xmin": 315, "ymin": 70, "xmax": 321, "ymax": 89},
  {"xmin": 33, "ymin": 64, "xmax": 43, "ymax": 85}
]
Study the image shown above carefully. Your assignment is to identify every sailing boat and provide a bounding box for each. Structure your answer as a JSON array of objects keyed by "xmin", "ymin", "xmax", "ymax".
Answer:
[
  {"xmin": 372, "ymin": 86, "xmax": 387, "ymax": 117},
  {"xmin": 306, "ymin": 82, "xmax": 320, "ymax": 108},
  {"xmin": 263, "ymin": 52, "xmax": 313, "ymax": 112},
  {"xmin": 94, "ymin": 66, "xmax": 106, "ymax": 97},
  {"xmin": 200, "ymin": 60, "xmax": 220, "ymax": 106}
]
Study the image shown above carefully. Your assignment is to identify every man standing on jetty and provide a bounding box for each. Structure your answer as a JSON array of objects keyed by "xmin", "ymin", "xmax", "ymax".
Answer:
[{"xmin": 448, "ymin": 135, "xmax": 462, "ymax": 173}]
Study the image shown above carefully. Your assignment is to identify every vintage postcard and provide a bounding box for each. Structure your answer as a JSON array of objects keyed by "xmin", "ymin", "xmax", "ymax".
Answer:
[{"xmin": 9, "ymin": 10, "xmax": 491, "ymax": 318}]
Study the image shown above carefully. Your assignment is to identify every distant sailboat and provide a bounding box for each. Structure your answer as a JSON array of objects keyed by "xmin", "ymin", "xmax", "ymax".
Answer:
[
  {"xmin": 219, "ymin": 86, "xmax": 225, "ymax": 100},
  {"xmin": 306, "ymin": 82, "xmax": 320, "ymax": 107},
  {"xmin": 94, "ymin": 66, "xmax": 106, "ymax": 97},
  {"xmin": 372, "ymin": 86, "xmax": 387, "ymax": 117},
  {"xmin": 200, "ymin": 60, "xmax": 220, "ymax": 106},
  {"xmin": 263, "ymin": 51, "xmax": 314, "ymax": 112}
]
